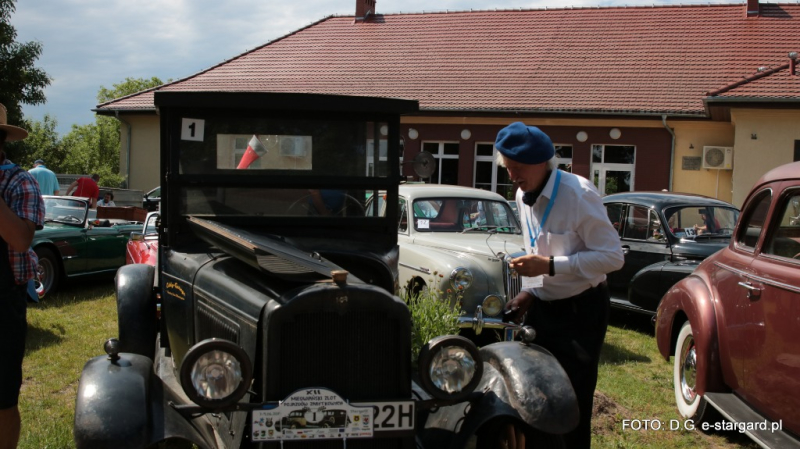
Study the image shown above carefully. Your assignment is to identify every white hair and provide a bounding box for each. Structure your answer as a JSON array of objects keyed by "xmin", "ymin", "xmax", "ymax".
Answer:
[{"xmin": 496, "ymin": 151, "xmax": 558, "ymax": 171}]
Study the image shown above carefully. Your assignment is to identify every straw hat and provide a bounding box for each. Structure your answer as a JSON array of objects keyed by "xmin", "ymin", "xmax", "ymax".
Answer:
[{"xmin": 0, "ymin": 103, "xmax": 29, "ymax": 142}]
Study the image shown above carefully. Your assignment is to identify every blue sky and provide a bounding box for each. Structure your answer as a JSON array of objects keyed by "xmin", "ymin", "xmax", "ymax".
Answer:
[{"xmin": 14, "ymin": 0, "xmax": 735, "ymax": 135}]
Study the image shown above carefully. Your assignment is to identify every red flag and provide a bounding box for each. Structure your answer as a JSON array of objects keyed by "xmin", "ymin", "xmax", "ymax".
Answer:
[{"xmin": 237, "ymin": 135, "xmax": 268, "ymax": 169}]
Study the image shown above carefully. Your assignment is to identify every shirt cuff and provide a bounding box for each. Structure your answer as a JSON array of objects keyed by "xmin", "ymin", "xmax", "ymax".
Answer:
[{"xmin": 552, "ymin": 256, "xmax": 569, "ymax": 275}]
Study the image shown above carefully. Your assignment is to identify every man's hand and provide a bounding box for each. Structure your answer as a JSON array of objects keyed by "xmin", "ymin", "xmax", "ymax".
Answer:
[
  {"xmin": 508, "ymin": 253, "xmax": 549, "ymax": 277},
  {"xmin": 503, "ymin": 291, "xmax": 535, "ymax": 324}
]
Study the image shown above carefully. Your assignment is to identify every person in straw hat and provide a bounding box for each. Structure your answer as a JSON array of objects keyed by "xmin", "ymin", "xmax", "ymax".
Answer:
[{"xmin": 0, "ymin": 103, "xmax": 44, "ymax": 449}]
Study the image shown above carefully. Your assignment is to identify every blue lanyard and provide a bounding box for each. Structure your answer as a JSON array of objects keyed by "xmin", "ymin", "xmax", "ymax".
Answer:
[{"xmin": 525, "ymin": 170, "xmax": 561, "ymax": 249}]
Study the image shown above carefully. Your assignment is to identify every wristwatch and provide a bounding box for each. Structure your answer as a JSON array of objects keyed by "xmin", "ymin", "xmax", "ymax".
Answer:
[{"xmin": 549, "ymin": 255, "xmax": 555, "ymax": 276}]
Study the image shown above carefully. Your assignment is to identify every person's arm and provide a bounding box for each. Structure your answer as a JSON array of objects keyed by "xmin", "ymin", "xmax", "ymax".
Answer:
[
  {"xmin": 308, "ymin": 189, "xmax": 331, "ymax": 216},
  {"xmin": 53, "ymin": 188, "xmax": 60, "ymax": 195},
  {"xmin": 90, "ymin": 197, "xmax": 97, "ymax": 209},
  {"xmin": 66, "ymin": 180, "xmax": 78, "ymax": 196},
  {"xmin": 0, "ymin": 199, "xmax": 36, "ymax": 252},
  {"xmin": 555, "ymin": 187, "xmax": 625, "ymax": 278}
]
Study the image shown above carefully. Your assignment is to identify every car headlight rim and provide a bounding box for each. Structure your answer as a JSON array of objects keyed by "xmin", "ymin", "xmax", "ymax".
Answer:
[
  {"xmin": 449, "ymin": 267, "xmax": 473, "ymax": 291},
  {"xmin": 179, "ymin": 338, "xmax": 253, "ymax": 409},
  {"xmin": 481, "ymin": 294, "xmax": 504, "ymax": 317},
  {"xmin": 417, "ymin": 335, "xmax": 483, "ymax": 401}
]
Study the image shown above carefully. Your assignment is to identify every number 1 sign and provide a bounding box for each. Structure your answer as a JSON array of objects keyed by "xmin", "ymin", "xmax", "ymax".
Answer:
[{"xmin": 181, "ymin": 118, "xmax": 205, "ymax": 141}]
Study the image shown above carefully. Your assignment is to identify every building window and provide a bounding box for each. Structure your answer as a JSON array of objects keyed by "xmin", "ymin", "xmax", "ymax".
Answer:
[
  {"xmin": 794, "ymin": 140, "xmax": 800, "ymax": 162},
  {"xmin": 555, "ymin": 145, "xmax": 573, "ymax": 173},
  {"xmin": 473, "ymin": 143, "xmax": 516, "ymax": 199},
  {"xmin": 591, "ymin": 144, "xmax": 635, "ymax": 195},
  {"xmin": 423, "ymin": 142, "xmax": 459, "ymax": 185},
  {"xmin": 366, "ymin": 138, "xmax": 403, "ymax": 177}
]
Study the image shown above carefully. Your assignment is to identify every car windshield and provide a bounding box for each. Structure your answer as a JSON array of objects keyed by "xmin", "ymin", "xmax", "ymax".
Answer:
[
  {"xmin": 663, "ymin": 205, "xmax": 739, "ymax": 238},
  {"xmin": 43, "ymin": 197, "xmax": 88, "ymax": 225},
  {"xmin": 174, "ymin": 117, "xmax": 393, "ymax": 219},
  {"xmin": 147, "ymin": 186, "xmax": 160, "ymax": 199},
  {"xmin": 411, "ymin": 197, "xmax": 520, "ymax": 234}
]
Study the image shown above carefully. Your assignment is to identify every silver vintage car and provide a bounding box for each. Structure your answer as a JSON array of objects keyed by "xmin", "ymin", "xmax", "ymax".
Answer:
[{"xmin": 368, "ymin": 184, "xmax": 525, "ymax": 342}]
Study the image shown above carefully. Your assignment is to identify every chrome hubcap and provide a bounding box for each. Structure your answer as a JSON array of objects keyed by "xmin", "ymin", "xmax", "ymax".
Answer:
[
  {"xmin": 37, "ymin": 259, "xmax": 53, "ymax": 293},
  {"xmin": 680, "ymin": 336, "xmax": 697, "ymax": 404}
]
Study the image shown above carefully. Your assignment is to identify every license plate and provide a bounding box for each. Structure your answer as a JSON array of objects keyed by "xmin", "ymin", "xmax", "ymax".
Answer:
[
  {"xmin": 352, "ymin": 400, "xmax": 415, "ymax": 432},
  {"xmin": 250, "ymin": 388, "xmax": 414, "ymax": 442}
]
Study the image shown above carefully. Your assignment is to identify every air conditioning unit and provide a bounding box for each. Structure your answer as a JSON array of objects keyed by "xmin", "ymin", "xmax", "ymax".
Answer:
[
  {"xmin": 702, "ymin": 146, "xmax": 733, "ymax": 170},
  {"xmin": 279, "ymin": 136, "xmax": 307, "ymax": 158}
]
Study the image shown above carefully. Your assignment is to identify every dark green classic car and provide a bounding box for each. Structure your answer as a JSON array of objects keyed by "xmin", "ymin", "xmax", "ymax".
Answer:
[{"xmin": 32, "ymin": 196, "xmax": 144, "ymax": 294}]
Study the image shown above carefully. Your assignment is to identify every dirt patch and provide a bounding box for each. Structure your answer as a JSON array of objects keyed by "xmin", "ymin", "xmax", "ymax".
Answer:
[{"xmin": 592, "ymin": 390, "xmax": 633, "ymax": 436}]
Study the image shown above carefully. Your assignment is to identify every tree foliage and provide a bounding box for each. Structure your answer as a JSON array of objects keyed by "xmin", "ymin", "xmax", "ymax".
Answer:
[
  {"xmin": 97, "ymin": 77, "xmax": 164, "ymax": 104},
  {"xmin": 15, "ymin": 114, "xmax": 63, "ymax": 169},
  {"xmin": 1, "ymin": 0, "xmax": 50, "ymax": 159}
]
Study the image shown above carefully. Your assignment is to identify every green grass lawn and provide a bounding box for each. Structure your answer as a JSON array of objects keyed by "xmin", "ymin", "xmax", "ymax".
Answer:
[{"xmin": 18, "ymin": 283, "xmax": 759, "ymax": 448}]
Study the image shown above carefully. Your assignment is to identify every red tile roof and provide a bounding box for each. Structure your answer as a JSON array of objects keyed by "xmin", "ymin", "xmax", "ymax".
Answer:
[
  {"xmin": 97, "ymin": 3, "xmax": 800, "ymax": 117},
  {"xmin": 707, "ymin": 62, "xmax": 800, "ymax": 99}
]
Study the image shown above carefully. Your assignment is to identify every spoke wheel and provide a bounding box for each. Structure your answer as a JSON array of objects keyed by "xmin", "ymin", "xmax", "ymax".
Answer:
[{"xmin": 34, "ymin": 246, "xmax": 60, "ymax": 295}]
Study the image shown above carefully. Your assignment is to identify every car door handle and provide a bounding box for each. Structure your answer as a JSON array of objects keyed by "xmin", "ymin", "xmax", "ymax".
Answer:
[
  {"xmin": 621, "ymin": 245, "xmax": 630, "ymax": 255},
  {"xmin": 737, "ymin": 281, "xmax": 763, "ymax": 300}
]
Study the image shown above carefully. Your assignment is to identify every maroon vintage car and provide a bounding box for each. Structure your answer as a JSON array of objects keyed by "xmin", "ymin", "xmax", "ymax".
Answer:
[
  {"xmin": 125, "ymin": 211, "xmax": 159, "ymax": 266},
  {"xmin": 656, "ymin": 161, "xmax": 800, "ymax": 447}
]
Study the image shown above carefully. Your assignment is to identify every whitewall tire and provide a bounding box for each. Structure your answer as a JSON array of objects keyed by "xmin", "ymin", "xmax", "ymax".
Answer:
[{"xmin": 673, "ymin": 321, "xmax": 711, "ymax": 421}]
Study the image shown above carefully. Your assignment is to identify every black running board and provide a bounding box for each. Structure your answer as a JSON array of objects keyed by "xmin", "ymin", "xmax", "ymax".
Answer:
[{"xmin": 705, "ymin": 392, "xmax": 800, "ymax": 448}]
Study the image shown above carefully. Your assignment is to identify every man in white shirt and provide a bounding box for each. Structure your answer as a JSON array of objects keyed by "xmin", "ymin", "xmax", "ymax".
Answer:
[
  {"xmin": 97, "ymin": 191, "xmax": 116, "ymax": 207},
  {"xmin": 499, "ymin": 122, "xmax": 624, "ymax": 448}
]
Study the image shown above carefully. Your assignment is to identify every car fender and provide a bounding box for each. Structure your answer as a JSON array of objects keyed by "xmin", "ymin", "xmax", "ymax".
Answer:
[
  {"xmin": 421, "ymin": 342, "xmax": 578, "ymax": 448},
  {"xmin": 656, "ymin": 274, "xmax": 724, "ymax": 394},
  {"xmin": 628, "ymin": 259, "xmax": 699, "ymax": 312},
  {"xmin": 116, "ymin": 264, "xmax": 158, "ymax": 357},
  {"xmin": 74, "ymin": 353, "xmax": 216, "ymax": 449},
  {"xmin": 398, "ymin": 243, "xmax": 493, "ymax": 306}
]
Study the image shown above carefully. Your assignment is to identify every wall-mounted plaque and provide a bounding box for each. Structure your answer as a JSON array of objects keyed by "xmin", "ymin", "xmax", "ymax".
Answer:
[{"xmin": 682, "ymin": 156, "xmax": 702, "ymax": 171}]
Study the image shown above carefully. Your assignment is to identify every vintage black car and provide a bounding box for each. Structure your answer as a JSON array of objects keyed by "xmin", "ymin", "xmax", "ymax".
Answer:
[
  {"xmin": 73, "ymin": 92, "xmax": 578, "ymax": 448},
  {"xmin": 603, "ymin": 191, "xmax": 739, "ymax": 315}
]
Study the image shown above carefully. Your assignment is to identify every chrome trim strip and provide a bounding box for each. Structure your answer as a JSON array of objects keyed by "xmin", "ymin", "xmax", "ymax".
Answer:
[
  {"xmin": 399, "ymin": 262, "xmax": 430, "ymax": 275},
  {"xmin": 715, "ymin": 261, "xmax": 800, "ymax": 294}
]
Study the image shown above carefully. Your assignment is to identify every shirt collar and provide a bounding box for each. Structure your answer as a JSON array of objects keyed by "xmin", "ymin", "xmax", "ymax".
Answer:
[{"xmin": 538, "ymin": 169, "xmax": 559, "ymax": 201}]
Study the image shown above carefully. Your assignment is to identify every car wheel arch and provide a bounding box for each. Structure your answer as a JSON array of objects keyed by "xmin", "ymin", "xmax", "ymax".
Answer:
[
  {"xmin": 662, "ymin": 277, "xmax": 726, "ymax": 397},
  {"xmin": 407, "ymin": 277, "xmax": 428, "ymax": 297}
]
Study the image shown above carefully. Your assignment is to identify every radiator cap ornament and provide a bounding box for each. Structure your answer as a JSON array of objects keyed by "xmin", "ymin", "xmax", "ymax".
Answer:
[{"xmin": 331, "ymin": 270, "xmax": 348, "ymax": 286}]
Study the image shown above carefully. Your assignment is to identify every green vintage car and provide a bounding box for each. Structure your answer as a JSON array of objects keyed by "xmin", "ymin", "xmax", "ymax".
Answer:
[{"xmin": 32, "ymin": 196, "xmax": 144, "ymax": 294}]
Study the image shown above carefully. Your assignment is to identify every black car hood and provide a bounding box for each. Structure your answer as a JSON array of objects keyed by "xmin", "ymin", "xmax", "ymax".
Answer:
[
  {"xmin": 672, "ymin": 238, "xmax": 729, "ymax": 259},
  {"xmin": 186, "ymin": 217, "xmax": 362, "ymax": 284}
]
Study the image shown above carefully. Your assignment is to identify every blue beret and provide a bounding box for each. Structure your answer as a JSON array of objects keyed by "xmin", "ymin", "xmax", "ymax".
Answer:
[{"xmin": 495, "ymin": 122, "xmax": 554, "ymax": 164}]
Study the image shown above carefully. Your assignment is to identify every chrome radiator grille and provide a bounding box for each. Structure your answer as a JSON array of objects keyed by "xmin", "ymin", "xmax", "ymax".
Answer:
[{"xmin": 503, "ymin": 254, "xmax": 522, "ymax": 301}]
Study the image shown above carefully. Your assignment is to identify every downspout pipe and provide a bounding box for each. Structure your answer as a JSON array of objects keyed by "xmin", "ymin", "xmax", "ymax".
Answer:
[
  {"xmin": 115, "ymin": 110, "xmax": 132, "ymax": 189},
  {"xmin": 662, "ymin": 115, "xmax": 675, "ymax": 191}
]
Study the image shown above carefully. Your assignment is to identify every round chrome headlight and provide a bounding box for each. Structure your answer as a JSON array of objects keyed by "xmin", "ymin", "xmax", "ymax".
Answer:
[
  {"xmin": 450, "ymin": 267, "xmax": 473, "ymax": 291},
  {"xmin": 481, "ymin": 295, "xmax": 504, "ymax": 317},
  {"xmin": 180, "ymin": 339, "xmax": 253, "ymax": 409},
  {"xmin": 417, "ymin": 335, "xmax": 483, "ymax": 401}
]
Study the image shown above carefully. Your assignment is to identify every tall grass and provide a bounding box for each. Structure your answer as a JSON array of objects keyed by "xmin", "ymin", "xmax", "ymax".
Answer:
[{"xmin": 19, "ymin": 283, "xmax": 116, "ymax": 449}]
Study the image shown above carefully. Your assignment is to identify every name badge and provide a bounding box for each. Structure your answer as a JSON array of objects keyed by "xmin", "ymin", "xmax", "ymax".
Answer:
[{"xmin": 521, "ymin": 275, "xmax": 543, "ymax": 289}]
